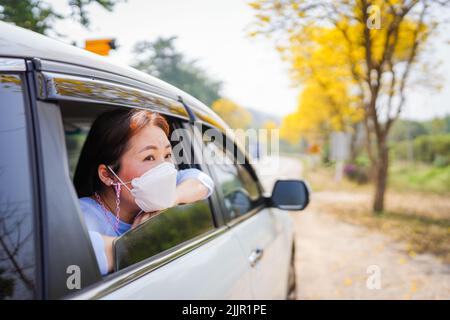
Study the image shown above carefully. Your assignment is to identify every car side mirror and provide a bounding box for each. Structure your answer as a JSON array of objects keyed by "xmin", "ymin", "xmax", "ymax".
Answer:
[
  {"xmin": 269, "ymin": 179, "xmax": 310, "ymax": 211},
  {"xmin": 225, "ymin": 188, "xmax": 252, "ymax": 217}
]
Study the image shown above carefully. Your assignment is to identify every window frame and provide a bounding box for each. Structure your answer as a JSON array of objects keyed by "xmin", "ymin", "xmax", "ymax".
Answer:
[
  {"xmin": 23, "ymin": 64, "xmax": 47, "ymax": 300},
  {"xmin": 32, "ymin": 68, "xmax": 228, "ymax": 299},
  {"xmin": 69, "ymin": 113, "xmax": 228, "ymax": 299},
  {"xmin": 111, "ymin": 116, "xmax": 218, "ymax": 272},
  {"xmin": 34, "ymin": 99, "xmax": 104, "ymax": 299},
  {"xmin": 180, "ymin": 122, "xmax": 226, "ymax": 228},
  {"xmin": 193, "ymin": 124, "xmax": 266, "ymax": 226}
]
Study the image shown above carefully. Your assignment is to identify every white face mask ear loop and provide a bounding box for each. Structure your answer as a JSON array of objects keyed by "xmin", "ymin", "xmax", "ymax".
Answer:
[
  {"xmin": 107, "ymin": 166, "xmax": 145, "ymax": 218},
  {"xmin": 106, "ymin": 165, "xmax": 133, "ymax": 193}
]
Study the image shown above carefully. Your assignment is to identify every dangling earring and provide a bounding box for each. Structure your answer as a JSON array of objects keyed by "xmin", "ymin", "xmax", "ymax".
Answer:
[{"xmin": 113, "ymin": 182, "xmax": 121, "ymax": 231}]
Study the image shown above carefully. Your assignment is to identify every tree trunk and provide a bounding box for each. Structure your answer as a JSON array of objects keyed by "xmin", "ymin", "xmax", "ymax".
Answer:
[
  {"xmin": 349, "ymin": 124, "xmax": 358, "ymax": 163},
  {"xmin": 373, "ymin": 141, "xmax": 389, "ymax": 213}
]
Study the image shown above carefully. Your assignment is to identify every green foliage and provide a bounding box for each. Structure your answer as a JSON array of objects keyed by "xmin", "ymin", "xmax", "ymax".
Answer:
[
  {"xmin": 424, "ymin": 115, "xmax": 450, "ymax": 136},
  {"xmin": 389, "ymin": 163, "xmax": 450, "ymax": 194},
  {"xmin": 392, "ymin": 134, "xmax": 450, "ymax": 166},
  {"xmin": 0, "ymin": 0, "xmax": 119, "ymax": 34},
  {"xmin": 132, "ymin": 36, "xmax": 222, "ymax": 107},
  {"xmin": 389, "ymin": 119, "xmax": 428, "ymax": 142},
  {"xmin": 355, "ymin": 154, "xmax": 371, "ymax": 168},
  {"xmin": 68, "ymin": 0, "xmax": 117, "ymax": 27},
  {"xmin": 0, "ymin": 0, "xmax": 60, "ymax": 34},
  {"xmin": 389, "ymin": 115, "xmax": 450, "ymax": 142}
]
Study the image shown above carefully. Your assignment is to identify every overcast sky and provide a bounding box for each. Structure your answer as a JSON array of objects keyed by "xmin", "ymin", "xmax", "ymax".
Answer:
[{"xmin": 48, "ymin": 0, "xmax": 450, "ymax": 121}]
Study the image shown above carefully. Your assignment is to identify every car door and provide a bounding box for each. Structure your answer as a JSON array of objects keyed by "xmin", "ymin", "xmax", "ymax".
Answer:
[
  {"xmin": 199, "ymin": 127, "xmax": 293, "ymax": 299},
  {"xmin": 76, "ymin": 119, "xmax": 253, "ymax": 300},
  {"xmin": 33, "ymin": 68, "xmax": 254, "ymax": 299},
  {"xmin": 97, "ymin": 228, "xmax": 253, "ymax": 299},
  {"xmin": 231, "ymin": 201, "xmax": 293, "ymax": 299}
]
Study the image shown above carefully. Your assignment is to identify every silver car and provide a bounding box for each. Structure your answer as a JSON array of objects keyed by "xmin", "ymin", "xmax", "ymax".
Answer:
[{"xmin": 0, "ymin": 21, "xmax": 309, "ymax": 300}]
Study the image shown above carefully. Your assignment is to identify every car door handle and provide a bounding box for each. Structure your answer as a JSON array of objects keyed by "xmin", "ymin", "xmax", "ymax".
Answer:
[{"xmin": 248, "ymin": 248, "xmax": 264, "ymax": 267}]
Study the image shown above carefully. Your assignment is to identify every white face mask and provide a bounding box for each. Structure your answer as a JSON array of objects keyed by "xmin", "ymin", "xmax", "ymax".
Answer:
[{"xmin": 108, "ymin": 161, "xmax": 178, "ymax": 212}]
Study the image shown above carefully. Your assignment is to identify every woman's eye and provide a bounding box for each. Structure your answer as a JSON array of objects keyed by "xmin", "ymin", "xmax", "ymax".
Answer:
[
  {"xmin": 144, "ymin": 155, "xmax": 155, "ymax": 161},
  {"xmin": 165, "ymin": 153, "xmax": 172, "ymax": 159}
]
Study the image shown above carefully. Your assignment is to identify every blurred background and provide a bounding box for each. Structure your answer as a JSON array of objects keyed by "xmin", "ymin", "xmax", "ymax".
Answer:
[{"xmin": 2, "ymin": 0, "xmax": 449, "ymax": 299}]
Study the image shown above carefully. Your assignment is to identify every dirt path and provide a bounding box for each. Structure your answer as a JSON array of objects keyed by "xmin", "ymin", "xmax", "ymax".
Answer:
[{"xmin": 255, "ymin": 157, "xmax": 450, "ymax": 299}]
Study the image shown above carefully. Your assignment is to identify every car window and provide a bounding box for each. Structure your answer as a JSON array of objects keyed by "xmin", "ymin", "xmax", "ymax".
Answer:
[
  {"xmin": 202, "ymin": 130, "xmax": 262, "ymax": 221},
  {"xmin": 59, "ymin": 102, "xmax": 215, "ymax": 274},
  {"xmin": 113, "ymin": 120, "xmax": 215, "ymax": 271},
  {"xmin": 0, "ymin": 73, "xmax": 36, "ymax": 299},
  {"xmin": 64, "ymin": 122, "xmax": 90, "ymax": 179},
  {"xmin": 114, "ymin": 199, "xmax": 214, "ymax": 270}
]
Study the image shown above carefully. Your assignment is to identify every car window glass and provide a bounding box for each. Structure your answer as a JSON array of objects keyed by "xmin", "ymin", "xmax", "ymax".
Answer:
[
  {"xmin": 0, "ymin": 74, "xmax": 36, "ymax": 299},
  {"xmin": 202, "ymin": 131, "xmax": 261, "ymax": 221},
  {"xmin": 114, "ymin": 199, "xmax": 214, "ymax": 270},
  {"xmin": 64, "ymin": 122, "xmax": 90, "ymax": 179}
]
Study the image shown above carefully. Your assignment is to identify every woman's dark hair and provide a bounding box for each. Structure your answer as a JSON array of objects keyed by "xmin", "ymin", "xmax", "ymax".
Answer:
[{"xmin": 74, "ymin": 108, "xmax": 170, "ymax": 197}]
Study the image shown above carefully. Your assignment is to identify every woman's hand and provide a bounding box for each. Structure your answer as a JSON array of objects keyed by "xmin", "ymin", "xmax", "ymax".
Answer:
[{"xmin": 131, "ymin": 211, "xmax": 161, "ymax": 229}]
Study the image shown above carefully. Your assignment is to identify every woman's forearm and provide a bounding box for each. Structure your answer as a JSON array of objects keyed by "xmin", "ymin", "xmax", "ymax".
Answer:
[
  {"xmin": 175, "ymin": 179, "xmax": 209, "ymax": 205},
  {"xmin": 101, "ymin": 234, "xmax": 116, "ymax": 273}
]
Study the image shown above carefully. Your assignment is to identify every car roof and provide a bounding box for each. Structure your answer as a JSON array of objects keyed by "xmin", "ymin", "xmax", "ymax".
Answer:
[{"xmin": 0, "ymin": 21, "xmax": 228, "ymax": 129}]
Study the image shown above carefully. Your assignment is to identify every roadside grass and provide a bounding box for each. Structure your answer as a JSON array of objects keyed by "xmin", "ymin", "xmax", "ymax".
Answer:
[
  {"xmin": 302, "ymin": 158, "xmax": 450, "ymax": 196},
  {"xmin": 301, "ymin": 160, "xmax": 450, "ymax": 264},
  {"xmin": 389, "ymin": 162, "xmax": 450, "ymax": 195}
]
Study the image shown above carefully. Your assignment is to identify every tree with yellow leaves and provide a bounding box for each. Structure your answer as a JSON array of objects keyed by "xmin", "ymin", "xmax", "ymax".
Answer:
[
  {"xmin": 211, "ymin": 98, "xmax": 252, "ymax": 129},
  {"xmin": 250, "ymin": 0, "xmax": 448, "ymax": 212},
  {"xmin": 280, "ymin": 80, "xmax": 363, "ymax": 141},
  {"xmin": 280, "ymin": 25, "xmax": 364, "ymax": 157}
]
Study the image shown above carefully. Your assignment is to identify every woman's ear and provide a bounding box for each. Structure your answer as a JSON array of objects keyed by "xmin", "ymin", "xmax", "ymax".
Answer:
[{"xmin": 98, "ymin": 164, "xmax": 114, "ymax": 187}]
